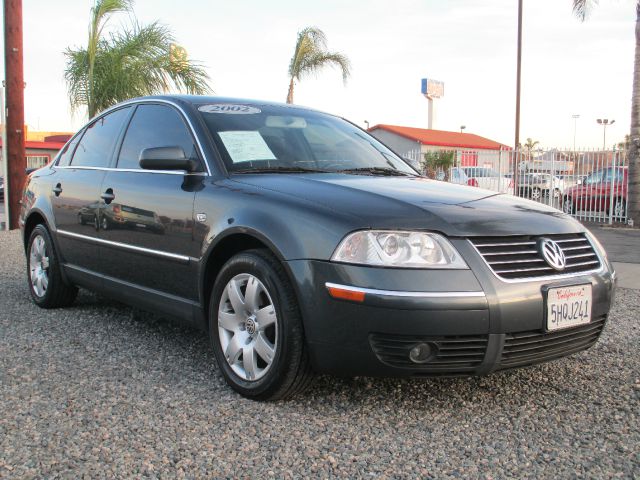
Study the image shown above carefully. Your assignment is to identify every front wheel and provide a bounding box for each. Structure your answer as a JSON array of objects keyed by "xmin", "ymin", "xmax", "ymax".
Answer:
[
  {"xmin": 563, "ymin": 196, "xmax": 575, "ymax": 215},
  {"xmin": 530, "ymin": 187, "xmax": 542, "ymax": 201},
  {"xmin": 27, "ymin": 225, "xmax": 78, "ymax": 308},
  {"xmin": 209, "ymin": 249, "xmax": 313, "ymax": 400}
]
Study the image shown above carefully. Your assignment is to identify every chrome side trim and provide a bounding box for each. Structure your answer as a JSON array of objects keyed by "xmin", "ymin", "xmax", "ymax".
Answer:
[
  {"xmin": 324, "ymin": 282, "xmax": 486, "ymax": 298},
  {"xmin": 57, "ymin": 230, "xmax": 195, "ymax": 263},
  {"xmin": 54, "ymin": 98, "xmax": 213, "ymax": 176},
  {"xmin": 468, "ymin": 235, "xmax": 606, "ymax": 284},
  {"xmin": 54, "ymin": 165, "xmax": 207, "ymax": 176}
]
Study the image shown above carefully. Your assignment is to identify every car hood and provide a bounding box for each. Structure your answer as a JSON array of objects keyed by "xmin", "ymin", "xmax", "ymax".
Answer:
[{"xmin": 230, "ymin": 173, "xmax": 584, "ymax": 237}]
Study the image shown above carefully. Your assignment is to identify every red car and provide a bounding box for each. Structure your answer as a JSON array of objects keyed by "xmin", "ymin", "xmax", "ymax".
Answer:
[{"xmin": 563, "ymin": 166, "xmax": 627, "ymax": 218}]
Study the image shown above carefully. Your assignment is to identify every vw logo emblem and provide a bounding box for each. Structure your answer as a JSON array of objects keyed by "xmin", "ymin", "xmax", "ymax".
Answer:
[{"xmin": 539, "ymin": 238, "xmax": 566, "ymax": 271}]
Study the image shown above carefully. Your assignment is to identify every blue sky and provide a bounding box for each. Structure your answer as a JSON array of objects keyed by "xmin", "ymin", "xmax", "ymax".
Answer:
[{"xmin": 6, "ymin": 0, "xmax": 636, "ymax": 148}]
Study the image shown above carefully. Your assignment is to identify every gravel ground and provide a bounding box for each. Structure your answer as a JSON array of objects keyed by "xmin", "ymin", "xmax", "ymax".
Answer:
[{"xmin": 1, "ymin": 230, "xmax": 638, "ymax": 478}]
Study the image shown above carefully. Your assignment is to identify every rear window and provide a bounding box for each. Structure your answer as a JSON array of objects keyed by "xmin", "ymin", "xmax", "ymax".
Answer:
[{"xmin": 70, "ymin": 107, "xmax": 131, "ymax": 168}]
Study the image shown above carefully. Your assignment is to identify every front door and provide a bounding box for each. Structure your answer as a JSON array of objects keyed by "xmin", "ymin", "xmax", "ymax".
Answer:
[
  {"xmin": 97, "ymin": 103, "xmax": 204, "ymax": 302},
  {"xmin": 51, "ymin": 106, "xmax": 132, "ymax": 274}
]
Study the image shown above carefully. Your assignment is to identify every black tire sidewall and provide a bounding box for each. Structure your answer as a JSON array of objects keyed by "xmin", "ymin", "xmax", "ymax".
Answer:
[
  {"xmin": 27, "ymin": 225, "xmax": 57, "ymax": 306},
  {"xmin": 208, "ymin": 251, "xmax": 302, "ymax": 399}
]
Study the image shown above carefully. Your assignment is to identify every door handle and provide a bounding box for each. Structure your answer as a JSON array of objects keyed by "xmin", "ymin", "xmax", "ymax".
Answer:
[
  {"xmin": 52, "ymin": 183, "xmax": 62, "ymax": 196},
  {"xmin": 101, "ymin": 188, "xmax": 115, "ymax": 204}
]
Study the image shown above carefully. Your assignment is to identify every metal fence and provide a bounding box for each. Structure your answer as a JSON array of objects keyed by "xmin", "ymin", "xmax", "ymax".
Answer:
[{"xmin": 410, "ymin": 147, "xmax": 629, "ymax": 225}]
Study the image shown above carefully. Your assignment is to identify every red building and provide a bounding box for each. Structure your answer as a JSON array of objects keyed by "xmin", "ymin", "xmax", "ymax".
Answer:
[
  {"xmin": 368, "ymin": 124, "xmax": 511, "ymax": 168},
  {"xmin": 0, "ymin": 134, "xmax": 70, "ymax": 172}
]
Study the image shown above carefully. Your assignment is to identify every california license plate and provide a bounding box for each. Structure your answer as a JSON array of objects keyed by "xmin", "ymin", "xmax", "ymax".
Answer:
[{"xmin": 546, "ymin": 284, "xmax": 592, "ymax": 331}]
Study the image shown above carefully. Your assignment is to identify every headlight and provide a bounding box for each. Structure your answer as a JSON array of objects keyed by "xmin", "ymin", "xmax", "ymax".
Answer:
[{"xmin": 331, "ymin": 230, "xmax": 468, "ymax": 269}]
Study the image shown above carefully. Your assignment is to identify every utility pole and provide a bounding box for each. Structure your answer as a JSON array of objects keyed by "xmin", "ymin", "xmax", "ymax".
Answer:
[
  {"xmin": 514, "ymin": 0, "xmax": 523, "ymax": 150},
  {"xmin": 3, "ymin": 0, "xmax": 26, "ymax": 230},
  {"xmin": 513, "ymin": 0, "xmax": 523, "ymax": 193}
]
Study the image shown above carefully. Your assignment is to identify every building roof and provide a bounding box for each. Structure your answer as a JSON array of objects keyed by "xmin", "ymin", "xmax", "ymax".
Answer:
[
  {"xmin": 0, "ymin": 138, "xmax": 66, "ymax": 150},
  {"xmin": 369, "ymin": 124, "xmax": 511, "ymax": 150}
]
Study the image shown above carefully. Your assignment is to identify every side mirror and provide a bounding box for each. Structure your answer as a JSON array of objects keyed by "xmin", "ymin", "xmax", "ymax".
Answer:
[{"xmin": 139, "ymin": 146, "xmax": 198, "ymax": 172}]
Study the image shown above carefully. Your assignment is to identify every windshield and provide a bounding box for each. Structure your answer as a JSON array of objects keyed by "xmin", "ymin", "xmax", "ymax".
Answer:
[{"xmin": 197, "ymin": 103, "xmax": 416, "ymax": 175}]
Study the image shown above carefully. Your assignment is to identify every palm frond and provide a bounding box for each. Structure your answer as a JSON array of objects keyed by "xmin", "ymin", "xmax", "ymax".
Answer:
[
  {"xmin": 298, "ymin": 51, "xmax": 351, "ymax": 83},
  {"xmin": 64, "ymin": 47, "xmax": 90, "ymax": 112},
  {"xmin": 289, "ymin": 26, "xmax": 330, "ymax": 79},
  {"xmin": 572, "ymin": 0, "xmax": 598, "ymax": 22},
  {"xmin": 65, "ymin": 4, "xmax": 211, "ymax": 118},
  {"xmin": 88, "ymin": 22, "xmax": 211, "ymax": 115},
  {"xmin": 287, "ymin": 25, "xmax": 351, "ymax": 102}
]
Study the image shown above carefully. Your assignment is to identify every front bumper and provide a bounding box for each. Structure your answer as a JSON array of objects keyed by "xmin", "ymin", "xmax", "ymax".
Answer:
[{"xmin": 286, "ymin": 240, "xmax": 616, "ymax": 377}]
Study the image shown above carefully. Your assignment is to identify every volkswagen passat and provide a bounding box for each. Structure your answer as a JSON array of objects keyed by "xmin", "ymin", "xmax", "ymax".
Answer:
[{"xmin": 20, "ymin": 96, "xmax": 616, "ymax": 400}]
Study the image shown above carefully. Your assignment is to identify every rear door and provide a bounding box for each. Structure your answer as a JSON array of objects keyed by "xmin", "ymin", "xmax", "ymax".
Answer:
[
  {"xmin": 51, "ymin": 106, "xmax": 132, "ymax": 274},
  {"xmin": 97, "ymin": 103, "xmax": 204, "ymax": 302}
]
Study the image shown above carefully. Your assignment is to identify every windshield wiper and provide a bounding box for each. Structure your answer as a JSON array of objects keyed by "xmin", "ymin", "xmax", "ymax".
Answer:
[
  {"xmin": 232, "ymin": 166, "xmax": 331, "ymax": 174},
  {"xmin": 337, "ymin": 167, "xmax": 415, "ymax": 177}
]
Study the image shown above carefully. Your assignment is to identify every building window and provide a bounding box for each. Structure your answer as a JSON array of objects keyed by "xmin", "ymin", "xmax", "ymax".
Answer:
[{"xmin": 26, "ymin": 155, "xmax": 50, "ymax": 169}]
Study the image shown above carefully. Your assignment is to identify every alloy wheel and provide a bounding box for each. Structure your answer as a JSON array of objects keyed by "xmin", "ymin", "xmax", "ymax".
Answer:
[
  {"xmin": 614, "ymin": 198, "xmax": 626, "ymax": 218},
  {"xmin": 531, "ymin": 188, "xmax": 541, "ymax": 201},
  {"xmin": 29, "ymin": 234, "xmax": 50, "ymax": 297},
  {"xmin": 563, "ymin": 198, "xmax": 573, "ymax": 214},
  {"xmin": 218, "ymin": 273, "xmax": 278, "ymax": 381}
]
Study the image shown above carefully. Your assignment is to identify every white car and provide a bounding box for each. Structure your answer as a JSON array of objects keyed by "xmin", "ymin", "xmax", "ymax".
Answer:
[{"xmin": 460, "ymin": 167, "xmax": 514, "ymax": 194}]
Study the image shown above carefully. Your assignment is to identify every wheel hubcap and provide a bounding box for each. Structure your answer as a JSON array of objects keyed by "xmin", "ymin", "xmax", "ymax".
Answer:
[
  {"xmin": 29, "ymin": 235, "xmax": 50, "ymax": 297},
  {"xmin": 218, "ymin": 273, "xmax": 278, "ymax": 381}
]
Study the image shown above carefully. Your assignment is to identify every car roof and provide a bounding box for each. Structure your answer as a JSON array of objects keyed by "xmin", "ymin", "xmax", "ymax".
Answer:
[{"xmin": 112, "ymin": 94, "xmax": 326, "ymax": 115}]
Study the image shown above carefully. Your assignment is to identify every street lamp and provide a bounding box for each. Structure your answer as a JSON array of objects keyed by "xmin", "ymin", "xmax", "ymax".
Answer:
[
  {"xmin": 596, "ymin": 118, "xmax": 615, "ymax": 150},
  {"xmin": 572, "ymin": 114, "xmax": 580, "ymax": 151},
  {"xmin": 460, "ymin": 125, "xmax": 466, "ymax": 133},
  {"xmin": 364, "ymin": 120, "xmax": 370, "ymax": 130}
]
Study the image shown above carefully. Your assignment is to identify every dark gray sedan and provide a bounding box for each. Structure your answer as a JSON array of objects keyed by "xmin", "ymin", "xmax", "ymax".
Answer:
[{"xmin": 19, "ymin": 96, "xmax": 616, "ymax": 400}]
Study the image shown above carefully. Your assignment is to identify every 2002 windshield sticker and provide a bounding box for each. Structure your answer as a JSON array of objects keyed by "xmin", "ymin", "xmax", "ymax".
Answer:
[{"xmin": 198, "ymin": 104, "xmax": 261, "ymax": 114}]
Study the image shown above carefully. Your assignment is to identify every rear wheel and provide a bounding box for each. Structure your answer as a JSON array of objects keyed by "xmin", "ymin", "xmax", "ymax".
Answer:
[
  {"xmin": 612, "ymin": 197, "xmax": 627, "ymax": 219},
  {"xmin": 209, "ymin": 249, "xmax": 313, "ymax": 400},
  {"xmin": 27, "ymin": 224, "xmax": 78, "ymax": 308}
]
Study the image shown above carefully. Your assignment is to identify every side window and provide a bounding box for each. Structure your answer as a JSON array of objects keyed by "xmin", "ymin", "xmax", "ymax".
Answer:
[
  {"xmin": 604, "ymin": 168, "xmax": 625, "ymax": 184},
  {"xmin": 70, "ymin": 107, "xmax": 131, "ymax": 167},
  {"xmin": 56, "ymin": 135, "xmax": 81, "ymax": 167},
  {"xmin": 117, "ymin": 104, "xmax": 199, "ymax": 170},
  {"xmin": 585, "ymin": 170, "xmax": 604, "ymax": 185}
]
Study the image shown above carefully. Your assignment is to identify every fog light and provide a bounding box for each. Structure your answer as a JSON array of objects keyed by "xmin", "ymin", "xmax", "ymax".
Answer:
[{"xmin": 408, "ymin": 343, "xmax": 433, "ymax": 364}]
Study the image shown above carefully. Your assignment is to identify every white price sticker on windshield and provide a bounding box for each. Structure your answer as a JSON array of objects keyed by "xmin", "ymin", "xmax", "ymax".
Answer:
[
  {"xmin": 199, "ymin": 104, "xmax": 261, "ymax": 114},
  {"xmin": 218, "ymin": 131, "xmax": 276, "ymax": 163}
]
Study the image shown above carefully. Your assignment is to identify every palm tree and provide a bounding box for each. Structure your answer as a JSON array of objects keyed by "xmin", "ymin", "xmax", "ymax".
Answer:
[
  {"xmin": 286, "ymin": 27, "xmax": 351, "ymax": 104},
  {"xmin": 65, "ymin": 0, "xmax": 211, "ymax": 119},
  {"xmin": 573, "ymin": 0, "xmax": 639, "ymax": 224},
  {"xmin": 523, "ymin": 137, "xmax": 540, "ymax": 154}
]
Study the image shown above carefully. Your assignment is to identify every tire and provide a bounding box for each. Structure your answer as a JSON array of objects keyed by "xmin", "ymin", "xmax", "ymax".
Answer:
[
  {"xmin": 612, "ymin": 197, "xmax": 627, "ymax": 219},
  {"xmin": 77, "ymin": 214, "xmax": 85, "ymax": 225},
  {"xmin": 531, "ymin": 187, "xmax": 542, "ymax": 201},
  {"xmin": 563, "ymin": 196, "xmax": 575, "ymax": 215},
  {"xmin": 26, "ymin": 224, "xmax": 78, "ymax": 308},
  {"xmin": 209, "ymin": 249, "xmax": 313, "ymax": 400}
]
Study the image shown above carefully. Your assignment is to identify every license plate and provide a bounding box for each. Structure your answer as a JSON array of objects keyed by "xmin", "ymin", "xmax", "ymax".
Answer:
[{"xmin": 546, "ymin": 284, "xmax": 592, "ymax": 331}]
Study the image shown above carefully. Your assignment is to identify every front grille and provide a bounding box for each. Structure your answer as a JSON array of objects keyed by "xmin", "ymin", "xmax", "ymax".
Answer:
[
  {"xmin": 499, "ymin": 316, "xmax": 606, "ymax": 370},
  {"xmin": 369, "ymin": 333, "xmax": 488, "ymax": 373},
  {"xmin": 470, "ymin": 233, "xmax": 601, "ymax": 280}
]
